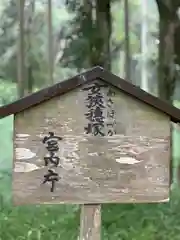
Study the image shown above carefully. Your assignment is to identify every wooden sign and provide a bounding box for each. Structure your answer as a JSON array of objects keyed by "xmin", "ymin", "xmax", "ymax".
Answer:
[
  {"xmin": 1, "ymin": 67, "xmax": 180, "ymax": 205},
  {"xmin": 12, "ymin": 80, "xmax": 170, "ymax": 205}
]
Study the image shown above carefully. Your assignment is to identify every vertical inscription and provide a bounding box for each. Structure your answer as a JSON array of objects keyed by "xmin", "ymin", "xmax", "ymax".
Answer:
[
  {"xmin": 83, "ymin": 82, "xmax": 106, "ymax": 136},
  {"xmin": 42, "ymin": 132, "xmax": 62, "ymax": 192},
  {"xmin": 106, "ymin": 88, "xmax": 116, "ymax": 136},
  {"xmin": 82, "ymin": 81, "xmax": 116, "ymax": 240},
  {"xmin": 83, "ymin": 81, "xmax": 116, "ymax": 137}
]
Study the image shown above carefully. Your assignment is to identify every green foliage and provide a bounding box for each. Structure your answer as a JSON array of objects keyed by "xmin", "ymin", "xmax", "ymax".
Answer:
[
  {"xmin": 61, "ymin": 0, "xmax": 98, "ymax": 69},
  {"xmin": 1, "ymin": 1, "xmax": 180, "ymax": 239},
  {"xmin": 173, "ymin": 101, "xmax": 180, "ymax": 162},
  {"xmin": 0, "ymin": 0, "xmax": 76, "ymax": 87},
  {"xmin": 0, "ymin": 79, "xmax": 17, "ymax": 104},
  {"xmin": 112, "ymin": 1, "xmax": 141, "ymax": 54},
  {"xmin": 63, "ymin": 0, "xmax": 143, "ymax": 71},
  {"xmin": 0, "ymin": 0, "xmax": 161, "ymax": 87},
  {"xmin": 0, "ymin": 178, "xmax": 180, "ymax": 239},
  {"xmin": 0, "ymin": 199, "xmax": 79, "ymax": 240},
  {"xmin": 102, "ymin": 194, "xmax": 180, "ymax": 239}
]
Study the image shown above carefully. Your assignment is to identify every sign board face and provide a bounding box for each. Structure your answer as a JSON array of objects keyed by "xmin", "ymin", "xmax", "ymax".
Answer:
[{"xmin": 13, "ymin": 80, "xmax": 170, "ymax": 205}]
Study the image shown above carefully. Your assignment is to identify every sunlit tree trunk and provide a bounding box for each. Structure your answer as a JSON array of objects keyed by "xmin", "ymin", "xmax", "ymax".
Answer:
[
  {"xmin": 47, "ymin": 0, "xmax": 54, "ymax": 85},
  {"xmin": 124, "ymin": 0, "xmax": 131, "ymax": 81},
  {"xmin": 141, "ymin": 0, "xmax": 149, "ymax": 91}
]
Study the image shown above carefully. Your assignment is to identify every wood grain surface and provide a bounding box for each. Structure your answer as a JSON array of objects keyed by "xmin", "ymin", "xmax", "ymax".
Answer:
[
  {"xmin": 80, "ymin": 204, "xmax": 101, "ymax": 240},
  {"xmin": 13, "ymin": 80, "xmax": 170, "ymax": 205}
]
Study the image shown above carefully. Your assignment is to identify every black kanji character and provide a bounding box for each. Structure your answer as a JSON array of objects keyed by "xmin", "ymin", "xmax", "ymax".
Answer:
[
  {"xmin": 43, "ymin": 169, "xmax": 59, "ymax": 192},
  {"xmin": 43, "ymin": 132, "xmax": 62, "ymax": 152},
  {"xmin": 83, "ymin": 82, "xmax": 106, "ymax": 94},
  {"xmin": 44, "ymin": 152, "xmax": 60, "ymax": 167},
  {"xmin": 84, "ymin": 123, "xmax": 92, "ymax": 134},
  {"xmin": 85, "ymin": 109, "xmax": 94, "ymax": 122},
  {"xmin": 92, "ymin": 123, "xmax": 105, "ymax": 136},
  {"xmin": 93, "ymin": 106, "xmax": 104, "ymax": 123},
  {"xmin": 43, "ymin": 132, "xmax": 62, "ymax": 144},
  {"xmin": 86, "ymin": 93, "xmax": 105, "ymax": 109}
]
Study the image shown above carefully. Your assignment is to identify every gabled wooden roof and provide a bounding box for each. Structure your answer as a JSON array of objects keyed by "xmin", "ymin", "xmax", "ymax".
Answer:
[{"xmin": 0, "ymin": 66, "xmax": 180, "ymax": 123}]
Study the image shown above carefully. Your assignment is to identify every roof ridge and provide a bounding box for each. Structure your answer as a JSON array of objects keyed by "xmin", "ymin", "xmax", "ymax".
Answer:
[{"xmin": 0, "ymin": 66, "xmax": 180, "ymax": 123}]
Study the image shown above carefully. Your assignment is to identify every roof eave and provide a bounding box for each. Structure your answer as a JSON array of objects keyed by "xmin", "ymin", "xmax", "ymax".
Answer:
[
  {"xmin": 0, "ymin": 66, "xmax": 102, "ymax": 119},
  {"xmin": 99, "ymin": 69, "xmax": 180, "ymax": 123},
  {"xmin": 0, "ymin": 66, "xmax": 180, "ymax": 124}
]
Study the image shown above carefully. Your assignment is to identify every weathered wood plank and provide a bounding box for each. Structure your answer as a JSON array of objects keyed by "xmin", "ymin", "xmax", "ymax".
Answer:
[
  {"xmin": 13, "ymin": 80, "xmax": 170, "ymax": 205},
  {"xmin": 79, "ymin": 204, "xmax": 101, "ymax": 240}
]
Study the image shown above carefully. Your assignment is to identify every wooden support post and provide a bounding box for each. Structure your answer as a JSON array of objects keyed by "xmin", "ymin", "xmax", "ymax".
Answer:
[{"xmin": 80, "ymin": 204, "xmax": 101, "ymax": 240}]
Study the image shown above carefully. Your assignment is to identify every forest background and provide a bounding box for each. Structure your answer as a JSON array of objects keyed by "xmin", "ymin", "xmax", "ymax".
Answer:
[{"xmin": 0, "ymin": 0, "xmax": 180, "ymax": 239}]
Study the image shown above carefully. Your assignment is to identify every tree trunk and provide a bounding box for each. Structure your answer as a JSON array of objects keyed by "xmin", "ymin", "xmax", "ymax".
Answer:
[
  {"xmin": 17, "ymin": 0, "xmax": 26, "ymax": 98},
  {"xmin": 124, "ymin": 0, "xmax": 131, "ymax": 81},
  {"xmin": 156, "ymin": 0, "xmax": 180, "ymax": 187},
  {"xmin": 158, "ymin": 17, "xmax": 176, "ymax": 102},
  {"xmin": 47, "ymin": 0, "xmax": 54, "ymax": 85},
  {"xmin": 25, "ymin": 0, "xmax": 35, "ymax": 95},
  {"xmin": 156, "ymin": 1, "xmax": 178, "ymax": 102},
  {"xmin": 82, "ymin": 0, "xmax": 93, "ymax": 69},
  {"xmin": 92, "ymin": 0, "xmax": 111, "ymax": 70}
]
